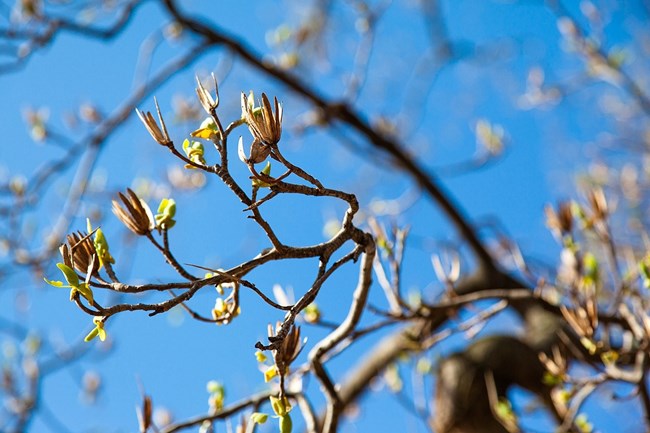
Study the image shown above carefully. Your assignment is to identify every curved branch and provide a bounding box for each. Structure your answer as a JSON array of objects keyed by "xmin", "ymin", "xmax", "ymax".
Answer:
[{"xmin": 160, "ymin": 0, "xmax": 496, "ymax": 270}]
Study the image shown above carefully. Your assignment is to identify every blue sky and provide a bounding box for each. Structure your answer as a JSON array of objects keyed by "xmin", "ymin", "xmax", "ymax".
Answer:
[{"xmin": 1, "ymin": 1, "xmax": 648, "ymax": 432}]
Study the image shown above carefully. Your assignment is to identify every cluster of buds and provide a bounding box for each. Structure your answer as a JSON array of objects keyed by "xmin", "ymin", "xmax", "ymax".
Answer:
[
  {"xmin": 45, "ymin": 236, "xmax": 98, "ymax": 306},
  {"xmin": 114, "ymin": 192, "xmax": 176, "ymax": 234},
  {"xmin": 249, "ymin": 400, "xmax": 293, "ymax": 433},
  {"xmin": 561, "ymin": 302, "xmax": 599, "ymax": 352},
  {"xmin": 210, "ymin": 277, "xmax": 240, "ymax": 325},
  {"xmin": 182, "ymin": 139, "xmax": 206, "ymax": 168},
  {"xmin": 559, "ymin": 252, "xmax": 600, "ymax": 355},
  {"xmin": 137, "ymin": 77, "xmax": 285, "ymax": 176},
  {"xmin": 210, "ymin": 296, "xmax": 240, "ymax": 324},
  {"xmin": 155, "ymin": 198, "xmax": 176, "ymax": 231},
  {"xmin": 44, "ymin": 223, "xmax": 115, "ymax": 310},
  {"xmin": 560, "ymin": 188, "xmax": 610, "ymax": 237}
]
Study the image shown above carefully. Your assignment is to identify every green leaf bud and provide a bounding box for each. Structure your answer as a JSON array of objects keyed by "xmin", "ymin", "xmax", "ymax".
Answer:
[
  {"xmin": 155, "ymin": 198, "xmax": 177, "ymax": 230},
  {"xmin": 57, "ymin": 263, "xmax": 80, "ymax": 287},
  {"xmin": 250, "ymin": 413, "xmax": 268, "ymax": 424},
  {"xmin": 279, "ymin": 414, "xmax": 292, "ymax": 433},
  {"xmin": 252, "ymin": 162, "xmax": 272, "ymax": 188}
]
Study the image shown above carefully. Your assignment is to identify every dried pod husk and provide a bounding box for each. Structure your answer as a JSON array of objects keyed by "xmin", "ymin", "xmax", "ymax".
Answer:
[
  {"xmin": 587, "ymin": 188, "xmax": 608, "ymax": 220},
  {"xmin": 59, "ymin": 243, "xmax": 73, "ymax": 269},
  {"xmin": 137, "ymin": 395, "xmax": 153, "ymax": 433},
  {"xmin": 270, "ymin": 325, "xmax": 302, "ymax": 376},
  {"xmin": 195, "ymin": 74, "xmax": 219, "ymax": 113},
  {"xmin": 112, "ymin": 189, "xmax": 154, "ymax": 235},
  {"xmin": 557, "ymin": 202, "xmax": 573, "ymax": 233},
  {"xmin": 249, "ymin": 139, "xmax": 271, "ymax": 164},
  {"xmin": 65, "ymin": 231, "xmax": 99, "ymax": 275},
  {"xmin": 241, "ymin": 92, "xmax": 283, "ymax": 145},
  {"xmin": 545, "ymin": 202, "xmax": 573, "ymax": 238},
  {"xmin": 135, "ymin": 98, "xmax": 170, "ymax": 146}
]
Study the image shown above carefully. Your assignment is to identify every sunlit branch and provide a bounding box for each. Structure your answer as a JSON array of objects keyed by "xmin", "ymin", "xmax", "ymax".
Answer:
[{"xmin": 161, "ymin": 0, "xmax": 497, "ymax": 270}]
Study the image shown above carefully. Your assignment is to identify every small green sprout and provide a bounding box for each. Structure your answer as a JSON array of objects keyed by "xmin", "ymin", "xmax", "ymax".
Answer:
[
  {"xmin": 269, "ymin": 395, "xmax": 291, "ymax": 417},
  {"xmin": 376, "ymin": 236, "xmax": 393, "ymax": 255},
  {"xmin": 601, "ymin": 350, "xmax": 619, "ymax": 365},
  {"xmin": 279, "ymin": 414, "xmax": 292, "ymax": 433},
  {"xmin": 575, "ymin": 413, "xmax": 593, "ymax": 433},
  {"xmin": 384, "ymin": 363, "xmax": 403, "ymax": 393},
  {"xmin": 84, "ymin": 317, "xmax": 107, "ymax": 342},
  {"xmin": 542, "ymin": 371, "xmax": 563, "ymax": 386},
  {"xmin": 494, "ymin": 398, "xmax": 517, "ymax": 429},
  {"xmin": 269, "ymin": 396, "xmax": 293, "ymax": 433},
  {"xmin": 87, "ymin": 219, "xmax": 114, "ymax": 268},
  {"xmin": 44, "ymin": 263, "xmax": 94, "ymax": 304},
  {"xmin": 580, "ymin": 337, "xmax": 598, "ymax": 355},
  {"xmin": 416, "ymin": 357, "xmax": 432, "ymax": 375},
  {"xmin": 182, "ymin": 139, "xmax": 207, "ymax": 168},
  {"xmin": 207, "ymin": 381, "xmax": 225, "ymax": 411},
  {"xmin": 255, "ymin": 350, "xmax": 267, "ymax": 363},
  {"xmin": 191, "ymin": 117, "xmax": 219, "ymax": 140},
  {"xmin": 155, "ymin": 198, "xmax": 176, "ymax": 230},
  {"xmin": 582, "ymin": 252, "xmax": 599, "ymax": 286},
  {"xmin": 252, "ymin": 161, "xmax": 272, "ymax": 188},
  {"xmin": 250, "ymin": 413, "xmax": 268, "ymax": 425},
  {"xmin": 264, "ymin": 365, "xmax": 278, "ymax": 382},
  {"xmin": 303, "ymin": 303, "xmax": 320, "ymax": 323},
  {"xmin": 211, "ymin": 298, "xmax": 227, "ymax": 319}
]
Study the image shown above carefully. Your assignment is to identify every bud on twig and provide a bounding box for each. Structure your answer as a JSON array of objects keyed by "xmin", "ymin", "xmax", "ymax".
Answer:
[{"xmin": 195, "ymin": 73, "xmax": 219, "ymax": 114}]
